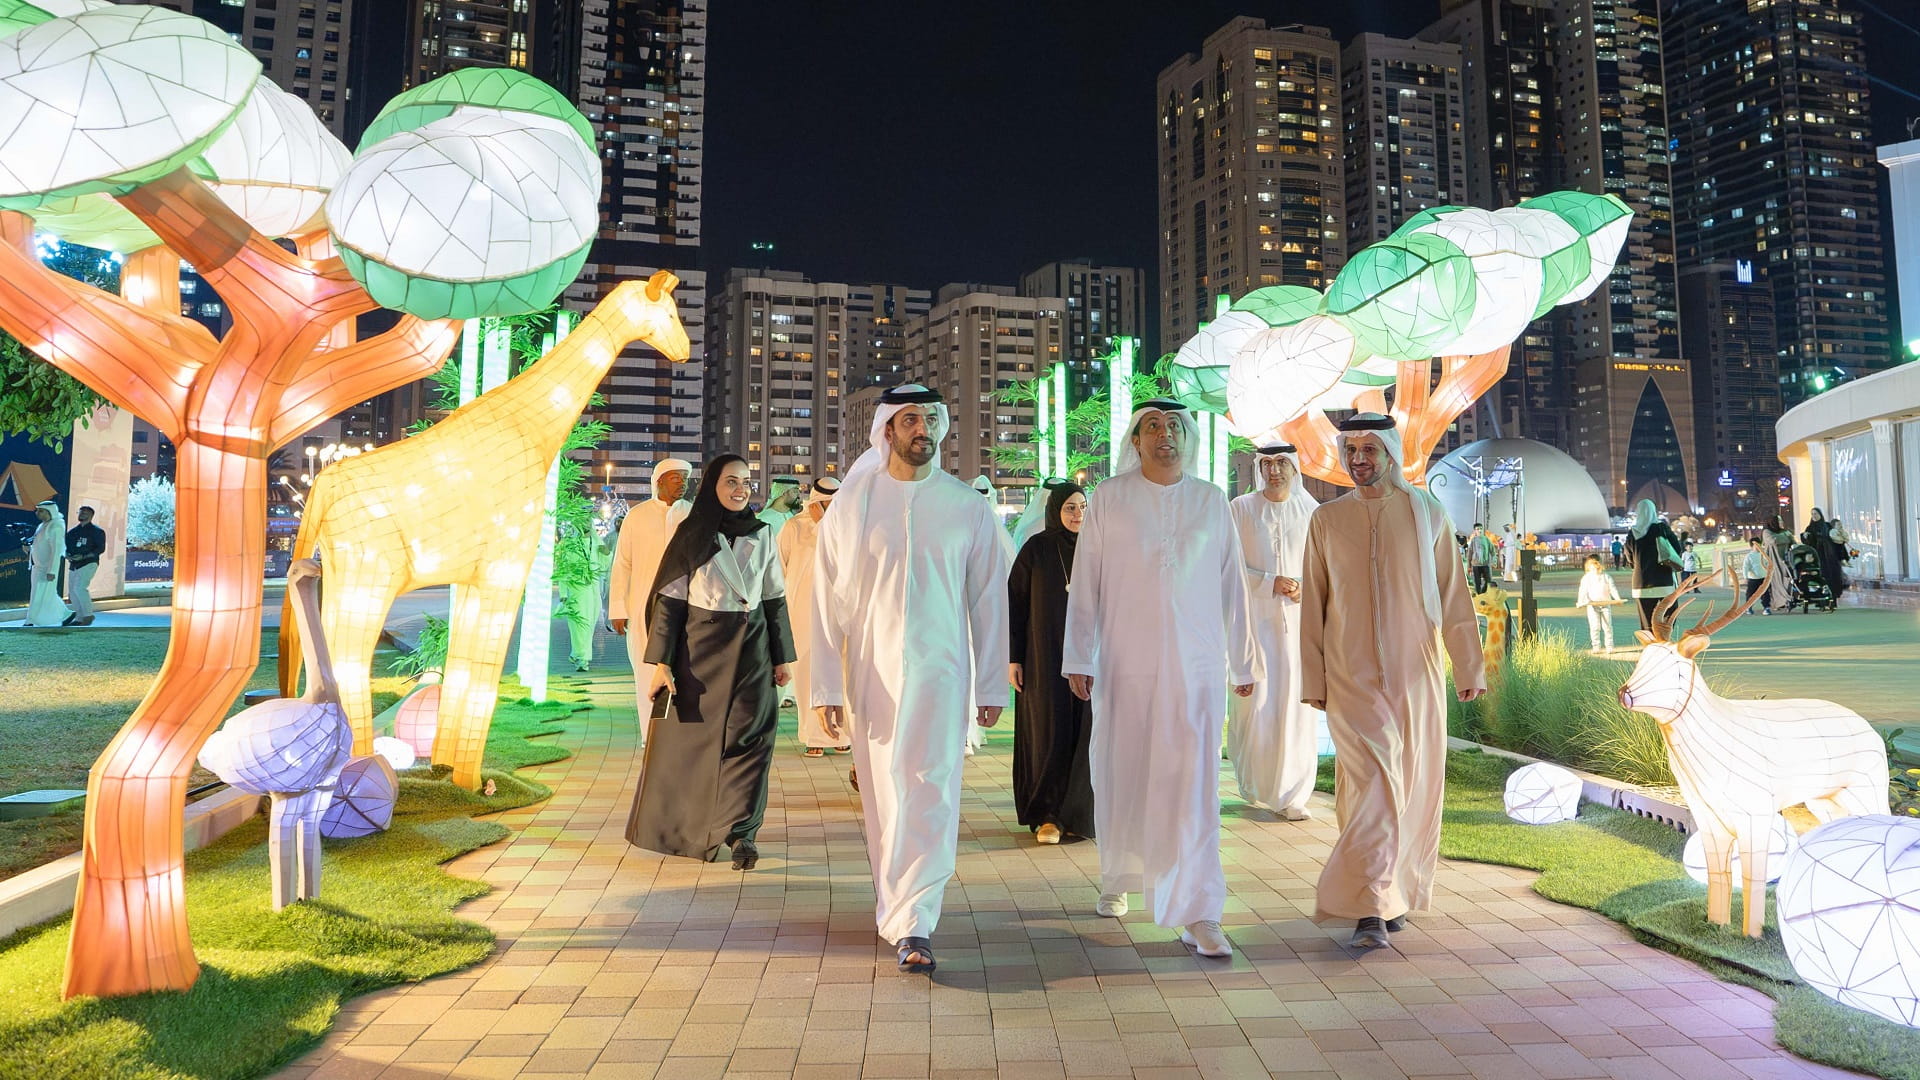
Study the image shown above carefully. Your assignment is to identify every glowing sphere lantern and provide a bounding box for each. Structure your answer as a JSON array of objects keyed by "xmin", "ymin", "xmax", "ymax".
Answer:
[
  {"xmin": 319, "ymin": 754, "xmax": 399, "ymax": 839},
  {"xmin": 1225, "ymin": 315, "xmax": 1354, "ymax": 438},
  {"xmin": 1683, "ymin": 814, "xmax": 1796, "ymax": 886},
  {"xmin": 1778, "ymin": 816, "xmax": 1920, "ymax": 1028},
  {"xmin": 1325, "ymin": 231, "xmax": 1477, "ymax": 361},
  {"xmin": 392, "ymin": 684, "xmax": 441, "ymax": 760},
  {"xmin": 1502, "ymin": 762, "xmax": 1583, "ymax": 825},
  {"xmin": 371, "ymin": 735, "xmax": 418, "ymax": 772}
]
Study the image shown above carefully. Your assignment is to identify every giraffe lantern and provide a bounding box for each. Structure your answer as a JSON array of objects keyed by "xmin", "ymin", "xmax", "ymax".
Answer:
[
  {"xmin": 281, "ymin": 272, "xmax": 691, "ymax": 789},
  {"xmin": 1618, "ymin": 566, "xmax": 1888, "ymax": 937}
]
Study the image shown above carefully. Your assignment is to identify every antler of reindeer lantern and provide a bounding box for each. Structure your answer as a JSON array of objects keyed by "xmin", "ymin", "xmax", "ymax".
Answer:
[{"xmin": 1618, "ymin": 565, "xmax": 1888, "ymax": 937}]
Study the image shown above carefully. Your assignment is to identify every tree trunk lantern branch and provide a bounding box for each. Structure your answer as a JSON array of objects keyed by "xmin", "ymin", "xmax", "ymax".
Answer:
[
  {"xmin": 0, "ymin": 3, "xmax": 675, "ymax": 1000},
  {"xmin": 1166, "ymin": 192, "xmax": 1632, "ymax": 488}
]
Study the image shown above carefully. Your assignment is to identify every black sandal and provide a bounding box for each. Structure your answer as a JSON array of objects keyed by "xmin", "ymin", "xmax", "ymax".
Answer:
[
  {"xmin": 731, "ymin": 841, "xmax": 758, "ymax": 871},
  {"xmin": 896, "ymin": 936, "xmax": 935, "ymax": 973}
]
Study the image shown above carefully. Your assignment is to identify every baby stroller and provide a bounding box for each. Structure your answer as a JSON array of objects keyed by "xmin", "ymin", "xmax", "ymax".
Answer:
[{"xmin": 1786, "ymin": 544, "xmax": 1838, "ymax": 613}]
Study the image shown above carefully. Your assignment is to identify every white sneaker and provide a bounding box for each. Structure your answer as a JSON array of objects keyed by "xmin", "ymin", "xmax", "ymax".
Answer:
[
  {"xmin": 1279, "ymin": 806, "xmax": 1312, "ymax": 821},
  {"xmin": 1095, "ymin": 893, "xmax": 1128, "ymax": 918},
  {"xmin": 1180, "ymin": 920, "xmax": 1233, "ymax": 958}
]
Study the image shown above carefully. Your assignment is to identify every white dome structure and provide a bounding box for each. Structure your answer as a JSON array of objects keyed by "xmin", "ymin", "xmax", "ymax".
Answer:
[{"xmin": 1430, "ymin": 438, "xmax": 1611, "ymax": 534}]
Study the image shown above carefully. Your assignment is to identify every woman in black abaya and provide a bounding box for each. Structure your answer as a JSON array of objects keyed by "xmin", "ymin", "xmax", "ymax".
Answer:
[
  {"xmin": 628, "ymin": 454, "xmax": 795, "ymax": 869},
  {"xmin": 1008, "ymin": 480, "xmax": 1095, "ymax": 844}
]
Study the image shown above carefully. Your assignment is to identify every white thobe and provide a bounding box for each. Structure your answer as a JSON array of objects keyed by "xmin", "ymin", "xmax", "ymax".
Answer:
[
  {"xmin": 812, "ymin": 470, "xmax": 1009, "ymax": 943},
  {"xmin": 25, "ymin": 523, "xmax": 69, "ymax": 626},
  {"xmin": 609, "ymin": 497, "xmax": 689, "ymax": 733},
  {"xmin": 1502, "ymin": 534, "xmax": 1520, "ymax": 582},
  {"xmin": 778, "ymin": 511, "xmax": 836, "ymax": 748},
  {"xmin": 1227, "ymin": 491, "xmax": 1329, "ymax": 813},
  {"xmin": 964, "ymin": 523, "xmax": 1018, "ymax": 754},
  {"xmin": 1062, "ymin": 472, "xmax": 1260, "ymax": 929}
]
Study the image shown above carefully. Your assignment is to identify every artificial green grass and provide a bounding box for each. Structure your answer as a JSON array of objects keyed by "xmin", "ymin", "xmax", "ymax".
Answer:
[
  {"xmin": 0, "ymin": 628, "xmax": 283, "ymax": 880},
  {"xmin": 1435, "ymin": 748, "xmax": 1920, "ymax": 1079},
  {"xmin": 0, "ymin": 687, "xmax": 581, "ymax": 1080}
]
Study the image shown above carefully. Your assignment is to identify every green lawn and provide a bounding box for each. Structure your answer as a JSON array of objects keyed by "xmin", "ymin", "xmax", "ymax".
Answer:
[
  {"xmin": 0, "ymin": 628, "xmax": 291, "ymax": 880},
  {"xmin": 0, "ymin": 687, "xmax": 578, "ymax": 1080},
  {"xmin": 1412, "ymin": 750, "xmax": 1920, "ymax": 1080}
]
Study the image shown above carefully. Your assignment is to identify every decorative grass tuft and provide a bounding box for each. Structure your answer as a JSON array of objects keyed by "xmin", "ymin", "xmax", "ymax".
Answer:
[{"xmin": 0, "ymin": 690, "xmax": 577, "ymax": 1080}]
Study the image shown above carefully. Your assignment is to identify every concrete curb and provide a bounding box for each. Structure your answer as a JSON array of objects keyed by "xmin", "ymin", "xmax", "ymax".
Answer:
[
  {"xmin": 0, "ymin": 786, "xmax": 261, "ymax": 940},
  {"xmin": 1448, "ymin": 736, "xmax": 1696, "ymax": 833},
  {"xmin": 0, "ymin": 590, "xmax": 173, "ymax": 623}
]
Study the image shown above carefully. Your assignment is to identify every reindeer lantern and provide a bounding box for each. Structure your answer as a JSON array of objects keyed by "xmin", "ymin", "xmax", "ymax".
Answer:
[{"xmin": 1618, "ymin": 567, "xmax": 1888, "ymax": 937}]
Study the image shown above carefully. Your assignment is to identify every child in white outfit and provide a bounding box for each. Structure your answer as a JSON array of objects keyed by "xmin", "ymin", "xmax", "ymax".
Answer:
[{"xmin": 1575, "ymin": 555, "xmax": 1624, "ymax": 651}]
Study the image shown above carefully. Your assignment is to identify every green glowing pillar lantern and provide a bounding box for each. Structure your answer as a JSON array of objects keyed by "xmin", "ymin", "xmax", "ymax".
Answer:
[
  {"xmin": 1109, "ymin": 337, "xmax": 1135, "ymax": 474},
  {"xmin": 1035, "ymin": 373, "xmax": 1051, "ymax": 479},
  {"xmin": 1051, "ymin": 362, "xmax": 1068, "ymax": 477},
  {"xmin": 457, "ymin": 322, "xmax": 480, "ymax": 405},
  {"xmin": 514, "ymin": 309, "xmax": 575, "ymax": 703}
]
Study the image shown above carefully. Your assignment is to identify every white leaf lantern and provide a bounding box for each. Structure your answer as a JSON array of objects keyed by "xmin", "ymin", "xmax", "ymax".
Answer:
[
  {"xmin": 1684, "ymin": 814, "xmax": 1797, "ymax": 886},
  {"xmin": 1171, "ymin": 308, "xmax": 1267, "ymax": 373},
  {"xmin": 1225, "ymin": 315, "xmax": 1354, "ymax": 437},
  {"xmin": 1778, "ymin": 816, "xmax": 1920, "ymax": 1028},
  {"xmin": 1502, "ymin": 761, "xmax": 1582, "ymax": 825},
  {"xmin": 195, "ymin": 82, "xmax": 352, "ymax": 238},
  {"xmin": 0, "ymin": 6, "xmax": 260, "ymax": 204},
  {"xmin": 1410, "ymin": 207, "xmax": 1550, "ymax": 357},
  {"xmin": 324, "ymin": 108, "xmax": 600, "ymax": 319}
]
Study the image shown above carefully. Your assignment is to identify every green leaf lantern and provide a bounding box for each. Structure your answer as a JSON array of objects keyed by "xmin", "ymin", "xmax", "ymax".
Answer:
[
  {"xmin": 325, "ymin": 69, "xmax": 602, "ymax": 320},
  {"xmin": 1325, "ymin": 231, "xmax": 1477, "ymax": 361},
  {"xmin": 1517, "ymin": 191, "xmax": 1632, "ymax": 308},
  {"xmin": 1229, "ymin": 284, "xmax": 1323, "ymax": 328}
]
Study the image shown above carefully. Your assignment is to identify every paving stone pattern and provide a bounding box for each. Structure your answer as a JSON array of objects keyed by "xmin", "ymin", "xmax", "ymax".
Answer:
[{"xmin": 278, "ymin": 658, "xmax": 1867, "ymax": 1079}]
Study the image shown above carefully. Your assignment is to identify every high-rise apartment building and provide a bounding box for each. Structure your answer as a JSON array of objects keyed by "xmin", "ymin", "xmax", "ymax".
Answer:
[
  {"xmin": 844, "ymin": 284, "xmax": 932, "ymax": 391},
  {"xmin": 1157, "ymin": 19, "xmax": 1344, "ymax": 356},
  {"xmin": 1680, "ymin": 260, "xmax": 1784, "ymax": 521},
  {"xmin": 904, "ymin": 285, "xmax": 1066, "ymax": 489},
  {"xmin": 1418, "ymin": 0, "xmax": 1567, "ymax": 450},
  {"xmin": 705, "ymin": 270, "xmax": 848, "ymax": 484},
  {"xmin": 1552, "ymin": 0, "xmax": 1692, "ymax": 512},
  {"xmin": 1340, "ymin": 35, "xmax": 1467, "ymax": 249},
  {"xmin": 1018, "ymin": 260, "xmax": 1144, "ymax": 414},
  {"xmin": 1666, "ymin": 0, "xmax": 1888, "ymax": 413},
  {"xmin": 171, "ymin": 1, "xmax": 354, "ymax": 138},
  {"xmin": 567, "ymin": 0, "xmax": 708, "ymax": 495}
]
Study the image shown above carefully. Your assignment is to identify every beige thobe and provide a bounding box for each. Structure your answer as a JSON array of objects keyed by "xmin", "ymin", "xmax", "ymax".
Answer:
[
  {"xmin": 1299, "ymin": 486, "xmax": 1485, "ymax": 922},
  {"xmin": 609, "ymin": 497, "xmax": 688, "ymax": 735}
]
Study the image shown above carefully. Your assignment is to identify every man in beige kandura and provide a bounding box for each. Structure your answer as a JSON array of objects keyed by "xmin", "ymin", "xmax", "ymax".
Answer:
[{"xmin": 1299, "ymin": 413, "xmax": 1487, "ymax": 950}]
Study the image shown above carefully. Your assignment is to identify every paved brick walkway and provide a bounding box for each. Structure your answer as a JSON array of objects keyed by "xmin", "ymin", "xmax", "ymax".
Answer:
[{"xmin": 277, "ymin": 665, "xmax": 1864, "ymax": 1080}]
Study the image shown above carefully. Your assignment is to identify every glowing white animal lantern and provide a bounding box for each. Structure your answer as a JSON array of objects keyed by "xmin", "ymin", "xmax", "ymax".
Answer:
[
  {"xmin": 1618, "ymin": 568, "xmax": 1889, "ymax": 936},
  {"xmin": 319, "ymin": 754, "xmax": 399, "ymax": 839},
  {"xmin": 1778, "ymin": 816, "xmax": 1920, "ymax": 1027},
  {"xmin": 1225, "ymin": 316, "xmax": 1354, "ymax": 438},
  {"xmin": 371, "ymin": 736, "xmax": 417, "ymax": 772},
  {"xmin": 1503, "ymin": 762, "xmax": 1583, "ymax": 825},
  {"xmin": 197, "ymin": 560, "xmax": 351, "ymax": 909},
  {"xmin": 1684, "ymin": 814, "xmax": 1795, "ymax": 885}
]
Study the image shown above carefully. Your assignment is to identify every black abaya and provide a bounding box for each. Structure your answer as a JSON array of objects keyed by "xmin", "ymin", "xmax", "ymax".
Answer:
[
  {"xmin": 1622, "ymin": 523, "xmax": 1680, "ymax": 632},
  {"xmin": 628, "ymin": 570, "xmax": 795, "ymax": 861},
  {"xmin": 1802, "ymin": 519, "xmax": 1849, "ymax": 600},
  {"xmin": 1008, "ymin": 529, "xmax": 1096, "ymax": 837}
]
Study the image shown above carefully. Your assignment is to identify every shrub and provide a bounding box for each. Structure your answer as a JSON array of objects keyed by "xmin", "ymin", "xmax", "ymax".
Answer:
[
  {"xmin": 1448, "ymin": 630, "xmax": 1688, "ymax": 788},
  {"xmin": 125, "ymin": 473, "xmax": 176, "ymax": 558}
]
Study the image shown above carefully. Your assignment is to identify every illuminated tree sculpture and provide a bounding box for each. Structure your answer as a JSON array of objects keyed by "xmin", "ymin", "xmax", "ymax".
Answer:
[
  {"xmin": 1166, "ymin": 192, "xmax": 1631, "ymax": 487},
  {"xmin": 0, "ymin": 3, "xmax": 614, "ymax": 999}
]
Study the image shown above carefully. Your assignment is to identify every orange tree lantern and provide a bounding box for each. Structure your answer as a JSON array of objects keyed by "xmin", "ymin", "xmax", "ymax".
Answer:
[{"xmin": 0, "ymin": 4, "xmax": 613, "ymax": 999}]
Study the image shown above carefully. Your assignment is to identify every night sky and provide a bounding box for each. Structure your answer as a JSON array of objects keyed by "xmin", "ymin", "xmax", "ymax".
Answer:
[{"xmin": 704, "ymin": 1, "xmax": 1920, "ymax": 329}]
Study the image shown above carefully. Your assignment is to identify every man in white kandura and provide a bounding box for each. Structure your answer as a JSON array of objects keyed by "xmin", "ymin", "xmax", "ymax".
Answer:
[
  {"xmin": 811, "ymin": 384, "xmax": 1010, "ymax": 974},
  {"xmin": 1227, "ymin": 443, "xmax": 1325, "ymax": 822},
  {"xmin": 778, "ymin": 476, "xmax": 845, "ymax": 757},
  {"xmin": 609, "ymin": 457, "xmax": 691, "ymax": 741},
  {"xmin": 1063, "ymin": 398, "xmax": 1260, "ymax": 959},
  {"xmin": 1300, "ymin": 414, "xmax": 1487, "ymax": 950},
  {"xmin": 963, "ymin": 474, "xmax": 1015, "ymax": 757},
  {"xmin": 1502, "ymin": 523, "xmax": 1521, "ymax": 583}
]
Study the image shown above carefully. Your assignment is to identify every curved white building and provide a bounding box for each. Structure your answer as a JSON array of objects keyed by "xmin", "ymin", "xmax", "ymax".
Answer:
[
  {"xmin": 1429, "ymin": 438, "xmax": 1612, "ymax": 535},
  {"xmin": 1776, "ymin": 361, "xmax": 1920, "ymax": 586}
]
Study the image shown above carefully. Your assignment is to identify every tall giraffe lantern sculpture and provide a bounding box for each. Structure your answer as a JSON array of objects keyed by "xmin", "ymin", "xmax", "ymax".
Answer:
[
  {"xmin": 1619, "ymin": 566, "xmax": 1888, "ymax": 937},
  {"xmin": 0, "ymin": 2, "xmax": 613, "ymax": 998},
  {"xmin": 281, "ymin": 273, "xmax": 691, "ymax": 789}
]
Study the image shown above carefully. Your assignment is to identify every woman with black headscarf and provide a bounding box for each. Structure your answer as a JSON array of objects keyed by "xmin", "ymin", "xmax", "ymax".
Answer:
[
  {"xmin": 1801, "ymin": 508, "xmax": 1851, "ymax": 602},
  {"xmin": 1007, "ymin": 480, "xmax": 1095, "ymax": 844},
  {"xmin": 627, "ymin": 454, "xmax": 795, "ymax": 869}
]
